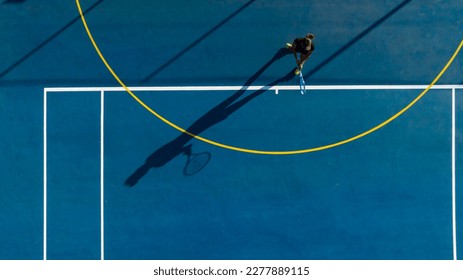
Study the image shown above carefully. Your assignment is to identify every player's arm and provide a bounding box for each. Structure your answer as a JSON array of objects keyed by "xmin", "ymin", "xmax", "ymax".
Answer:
[
  {"xmin": 299, "ymin": 53, "xmax": 309, "ymax": 66},
  {"xmin": 299, "ymin": 49, "xmax": 313, "ymax": 67},
  {"xmin": 290, "ymin": 39, "xmax": 300, "ymax": 64},
  {"xmin": 291, "ymin": 49, "xmax": 299, "ymax": 64}
]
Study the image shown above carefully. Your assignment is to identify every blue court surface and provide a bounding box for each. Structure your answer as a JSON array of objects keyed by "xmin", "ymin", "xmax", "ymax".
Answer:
[{"xmin": 1, "ymin": 0, "xmax": 463, "ymax": 260}]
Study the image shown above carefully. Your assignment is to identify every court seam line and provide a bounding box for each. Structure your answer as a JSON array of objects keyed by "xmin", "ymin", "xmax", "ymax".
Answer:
[{"xmin": 75, "ymin": 0, "xmax": 463, "ymax": 155}]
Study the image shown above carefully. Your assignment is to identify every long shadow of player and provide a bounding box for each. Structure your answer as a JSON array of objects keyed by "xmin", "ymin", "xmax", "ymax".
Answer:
[{"xmin": 125, "ymin": 48, "xmax": 294, "ymax": 187}]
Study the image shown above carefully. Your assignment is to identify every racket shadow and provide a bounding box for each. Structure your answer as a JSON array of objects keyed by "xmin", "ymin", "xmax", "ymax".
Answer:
[
  {"xmin": 182, "ymin": 144, "xmax": 211, "ymax": 176},
  {"xmin": 125, "ymin": 48, "xmax": 293, "ymax": 187}
]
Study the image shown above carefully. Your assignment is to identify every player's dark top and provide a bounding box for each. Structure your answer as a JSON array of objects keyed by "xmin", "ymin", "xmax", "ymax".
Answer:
[{"xmin": 292, "ymin": 38, "xmax": 315, "ymax": 55}]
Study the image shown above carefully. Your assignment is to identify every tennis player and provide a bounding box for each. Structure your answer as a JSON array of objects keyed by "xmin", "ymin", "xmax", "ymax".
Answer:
[{"xmin": 286, "ymin": 33, "xmax": 315, "ymax": 75}]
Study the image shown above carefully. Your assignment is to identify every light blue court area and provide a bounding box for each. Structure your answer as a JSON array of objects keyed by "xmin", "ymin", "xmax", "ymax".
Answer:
[{"xmin": 1, "ymin": 0, "xmax": 463, "ymax": 260}]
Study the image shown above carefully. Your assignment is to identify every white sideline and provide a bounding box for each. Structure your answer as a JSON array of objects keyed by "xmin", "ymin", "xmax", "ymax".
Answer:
[
  {"xmin": 452, "ymin": 88, "xmax": 457, "ymax": 260},
  {"xmin": 44, "ymin": 84, "xmax": 463, "ymax": 92},
  {"xmin": 100, "ymin": 90, "xmax": 105, "ymax": 260},
  {"xmin": 43, "ymin": 89, "xmax": 47, "ymax": 260}
]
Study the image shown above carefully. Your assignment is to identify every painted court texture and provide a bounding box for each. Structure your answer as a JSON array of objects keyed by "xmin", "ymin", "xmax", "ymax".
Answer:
[{"xmin": 1, "ymin": 0, "xmax": 463, "ymax": 260}]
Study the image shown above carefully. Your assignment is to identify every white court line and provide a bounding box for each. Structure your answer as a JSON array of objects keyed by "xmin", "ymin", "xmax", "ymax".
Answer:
[
  {"xmin": 44, "ymin": 84, "xmax": 463, "ymax": 93},
  {"xmin": 43, "ymin": 89, "xmax": 47, "ymax": 261},
  {"xmin": 452, "ymin": 87, "xmax": 457, "ymax": 260},
  {"xmin": 100, "ymin": 90, "xmax": 105, "ymax": 260},
  {"xmin": 43, "ymin": 85, "xmax": 461, "ymax": 260},
  {"xmin": 43, "ymin": 89, "xmax": 106, "ymax": 260}
]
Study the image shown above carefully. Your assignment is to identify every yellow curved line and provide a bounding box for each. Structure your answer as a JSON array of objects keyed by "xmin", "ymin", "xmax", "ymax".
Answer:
[{"xmin": 76, "ymin": 0, "xmax": 463, "ymax": 155}]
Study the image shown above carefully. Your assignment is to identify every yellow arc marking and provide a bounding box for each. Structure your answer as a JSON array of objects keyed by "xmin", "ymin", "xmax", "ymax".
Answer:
[{"xmin": 76, "ymin": 0, "xmax": 463, "ymax": 155}]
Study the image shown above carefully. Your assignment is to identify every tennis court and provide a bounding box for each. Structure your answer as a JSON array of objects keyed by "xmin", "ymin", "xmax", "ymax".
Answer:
[{"xmin": 1, "ymin": 0, "xmax": 463, "ymax": 260}]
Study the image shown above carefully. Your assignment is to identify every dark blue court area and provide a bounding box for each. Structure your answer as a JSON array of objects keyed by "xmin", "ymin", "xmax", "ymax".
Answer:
[{"xmin": 1, "ymin": 0, "xmax": 463, "ymax": 260}]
